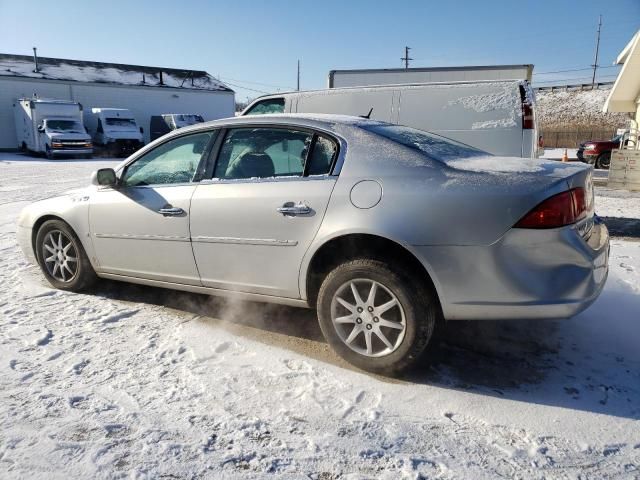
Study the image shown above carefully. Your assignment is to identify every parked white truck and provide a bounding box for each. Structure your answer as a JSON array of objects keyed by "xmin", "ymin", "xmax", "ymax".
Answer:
[
  {"xmin": 84, "ymin": 108, "xmax": 144, "ymax": 156},
  {"xmin": 242, "ymin": 80, "xmax": 539, "ymax": 158},
  {"xmin": 13, "ymin": 98, "xmax": 93, "ymax": 159}
]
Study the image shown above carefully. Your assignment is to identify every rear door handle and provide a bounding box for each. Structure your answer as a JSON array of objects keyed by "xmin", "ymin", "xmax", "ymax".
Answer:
[
  {"xmin": 277, "ymin": 202, "xmax": 311, "ymax": 216},
  {"xmin": 158, "ymin": 206, "xmax": 185, "ymax": 217}
]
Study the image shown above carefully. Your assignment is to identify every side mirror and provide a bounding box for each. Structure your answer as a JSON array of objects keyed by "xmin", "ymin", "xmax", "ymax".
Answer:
[
  {"xmin": 91, "ymin": 168, "xmax": 117, "ymax": 187},
  {"xmin": 139, "ymin": 127, "xmax": 144, "ymax": 134},
  {"xmin": 37, "ymin": 125, "xmax": 45, "ymax": 133}
]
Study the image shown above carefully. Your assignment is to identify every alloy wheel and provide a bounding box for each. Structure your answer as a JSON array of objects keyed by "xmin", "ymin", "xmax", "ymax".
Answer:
[
  {"xmin": 42, "ymin": 230, "xmax": 78, "ymax": 282},
  {"xmin": 330, "ymin": 278, "xmax": 407, "ymax": 357}
]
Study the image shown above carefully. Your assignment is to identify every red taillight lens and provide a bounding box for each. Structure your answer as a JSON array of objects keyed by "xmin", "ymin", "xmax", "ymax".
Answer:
[
  {"xmin": 515, "ymin": 188, "xmax": 587, "ymax": 229},
  {"xmin": 519, "ymin": 85, "xmax": 534, "ymax": 130}
]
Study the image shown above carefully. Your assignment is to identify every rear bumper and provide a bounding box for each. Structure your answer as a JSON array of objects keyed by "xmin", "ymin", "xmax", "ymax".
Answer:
[{"xmin": 414, "ymin": 219, "xmax": 609, "ymax": 321}]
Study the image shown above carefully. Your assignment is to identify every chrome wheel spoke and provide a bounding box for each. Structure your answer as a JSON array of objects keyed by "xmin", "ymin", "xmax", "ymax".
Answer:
[
  {"xmin": 366, "ymin": 282, "xmax": 378, "ymax": 306},
  {"xmin": 66, "ymin": 255, "xmax": 77, "ymax": 262},
  {"xmin": 364, "ymin": 330, "xmax": 373, "ymax": 355},
  {"xmin": 376, "ymin": 298, "xmax": 398, "ymax": 316},
  {"xmin": 345, "ymin": 326, "xmax": 361, "ymax": 344},
  {"xmin": 378, "ymin": 318, "xmax": 404, "ymax": 330},
  {"xmin": 63, "ymin": 243, "xmax": 73, "ymax": 254},
  {"xmin": 334, "ymin": 314, "xmax": 356, "ymax": 324},
  {"xmin": 350, "ymin": 282, "xmax": 364, "ymax": 305},
  {"xmin": 44, "ymin": 243, "xmax": 56, "ymax": 255},
  {"xmin": 52, "ymin": 262, "xmax": 59, "ymax": 277},
  {"xmin": 59, "ymin": 265, "xmax": 66, "ymax": 281},
  {"xmin": 45, "ymin": 254, "xmax": 57, "ymax": 262},
  {"xmin": 336, "ymin": 297, "xmax": 356, "ymax": 313},
  {"xmin": 63, "ymin": 263, "xmax": 74, "ymax": 276}
]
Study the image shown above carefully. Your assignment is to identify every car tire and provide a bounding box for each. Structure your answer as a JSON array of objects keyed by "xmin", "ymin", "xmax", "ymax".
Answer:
[
  {"xmin": 317, "ymin": 259, "xmax": 438, "ymax": 376},
  {"xmin": 35, "ymin": 219, "xmax": 97, "ymax": 292},
  {"xmin": 596, "ymin": 152, "xmax": 611, "ymax": 170},
  {"xmin": 45, "ymin": 145, "xmax": 54, "ymax": 160}
]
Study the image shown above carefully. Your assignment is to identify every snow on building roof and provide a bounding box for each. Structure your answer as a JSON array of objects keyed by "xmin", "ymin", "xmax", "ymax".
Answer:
[{"xmin": 0, "ymin": 53, "xmax": 233, "ymax": 92}]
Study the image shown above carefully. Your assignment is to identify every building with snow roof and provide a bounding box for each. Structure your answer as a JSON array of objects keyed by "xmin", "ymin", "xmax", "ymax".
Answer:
[{"xmin": 0, "ymin": 53, "xmax": 234, "ymax": 149}]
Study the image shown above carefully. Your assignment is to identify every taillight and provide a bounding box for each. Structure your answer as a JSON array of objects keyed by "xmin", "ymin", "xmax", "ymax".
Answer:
[
  {"xmin": 515, "ymin": 188, "xmax": 587, "ymax": 229},
  {"xmin": 519, "ymin": 85, "xmax": 534, "ymax": 130}
]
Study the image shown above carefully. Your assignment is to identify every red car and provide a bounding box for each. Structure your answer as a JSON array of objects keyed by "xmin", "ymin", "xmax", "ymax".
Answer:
[{"xmin": 577, "ymin": 133, "xmax": 628, "ymax": 169}]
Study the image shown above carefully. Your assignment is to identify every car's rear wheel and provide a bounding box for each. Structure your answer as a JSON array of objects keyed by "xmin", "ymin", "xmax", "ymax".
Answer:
[
  {"xmin": 35, "ymin": 220, "xmax": 97, "ymax": 291},
  {"xmin": 317, "ymin": 259, "xmax": 437, "ymax": 376},
  {"xmin": 596, "ymin": 152, "xmax": 611, "ymax": 169}
]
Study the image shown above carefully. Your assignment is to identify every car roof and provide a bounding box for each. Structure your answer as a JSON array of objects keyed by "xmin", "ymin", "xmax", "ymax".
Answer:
[{"xmin": 174, "ymin": 113, "xmax": 387, "ymax": 136}]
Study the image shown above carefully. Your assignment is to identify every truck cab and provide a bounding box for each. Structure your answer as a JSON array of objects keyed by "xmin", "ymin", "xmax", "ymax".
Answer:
[{"xmin": 86, "ymin": 108, "xmax": 144, "ymax": 157}]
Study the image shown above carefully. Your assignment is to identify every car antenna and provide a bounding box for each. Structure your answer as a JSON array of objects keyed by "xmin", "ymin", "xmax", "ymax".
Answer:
[{"xmin": 359, "ymin": 107, "xmax": 373, "ymax": 119}]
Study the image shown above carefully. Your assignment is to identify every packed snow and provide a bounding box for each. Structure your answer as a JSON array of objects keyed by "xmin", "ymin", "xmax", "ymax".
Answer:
[{"xmin": 1, "ymin": 153, "xmax": 639, "ymax": 478}]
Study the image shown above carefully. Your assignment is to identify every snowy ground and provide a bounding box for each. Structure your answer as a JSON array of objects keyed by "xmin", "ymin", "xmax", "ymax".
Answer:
[{"xmin": 1, "ymin": 153, "xmax": 639, "ymax": 479}]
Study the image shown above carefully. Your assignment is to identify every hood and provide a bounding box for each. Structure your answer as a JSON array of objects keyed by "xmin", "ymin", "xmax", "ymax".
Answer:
[{"xmin": 48, "ymin": 132, "xmax": 91, "ymax": 141}]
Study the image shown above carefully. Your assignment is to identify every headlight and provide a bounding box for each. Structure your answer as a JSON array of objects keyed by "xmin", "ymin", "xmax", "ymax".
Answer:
[{"xmin": 584, "ymin": 144, "xmax": 596, "ymax": 151}]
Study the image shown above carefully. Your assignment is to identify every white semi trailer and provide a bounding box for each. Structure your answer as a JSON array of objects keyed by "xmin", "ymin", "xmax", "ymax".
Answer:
[
  {"xmin": 242, "ymin": 79, "xmax": 539, "ymax": 158},
  {"xmin": 14, "ymin": 98, "xmax": 93, "ymax": 159}
]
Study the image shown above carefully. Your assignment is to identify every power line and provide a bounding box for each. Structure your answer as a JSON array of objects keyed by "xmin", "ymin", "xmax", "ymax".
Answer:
[
  {"xmin": 534, "ymin": 65, "xmax": 620, "ymax": 75},
  {"xmin": 217, "ymin": 75, "xmax": 293, "ymax": 90}
]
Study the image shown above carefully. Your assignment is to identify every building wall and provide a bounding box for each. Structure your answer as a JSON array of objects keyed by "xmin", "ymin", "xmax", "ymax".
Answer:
[{"xmin": 0, "ymin": 76, "xmax": 234, "ymax": 149}]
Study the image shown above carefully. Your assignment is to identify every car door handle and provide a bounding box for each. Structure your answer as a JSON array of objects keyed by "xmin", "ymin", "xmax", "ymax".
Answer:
[
  {"xmin": 277, "ymin": 202, "xmax": 311, "ymax": 216},
  {"xmin": 158, "ymin": 207, "xmax": 185, "ymax": 217}
]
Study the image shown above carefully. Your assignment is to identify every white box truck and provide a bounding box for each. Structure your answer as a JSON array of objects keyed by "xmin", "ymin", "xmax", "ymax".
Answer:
[
  {"xmin": 13, "ymin": 98, "xmax": 93, "ymax": 159},
  {"xmin": 327, "ymin": 65, "xmax": 534, "ymax": 88},
  {"xmin": 84, "ymin": 108, "xmax": 144, "ymax": 157},
  {"xmin": 242, "ymin": 80, "xmax": 539, "ymax": 158}
]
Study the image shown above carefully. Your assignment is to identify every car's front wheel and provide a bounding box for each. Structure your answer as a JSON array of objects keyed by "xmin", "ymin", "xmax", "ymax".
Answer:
[
  {"xmin": 317, "ymin": 259, "xmax": 438, "ymax": 376},
  {"xmin": 596, "ymin": 152, "xmax": 611, "ymax": 169},
  {"xmin": 35, "ymin": 220, "xmax": 97, "ymax": 291}
]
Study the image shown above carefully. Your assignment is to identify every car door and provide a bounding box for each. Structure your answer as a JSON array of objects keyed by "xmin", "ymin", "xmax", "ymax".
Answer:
[
  {"xmin": 190, "ymin": 126, "xmax": 339, "ymax": 298},
  {"xmin": 89, "ymin": 129, "xmax": 217, "ymax": 285}
]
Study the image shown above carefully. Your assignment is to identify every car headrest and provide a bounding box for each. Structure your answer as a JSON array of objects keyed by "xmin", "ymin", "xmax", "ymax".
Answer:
[{"xmin": 227, "ymin": 152, "xmax": 275, "ymax": 179}]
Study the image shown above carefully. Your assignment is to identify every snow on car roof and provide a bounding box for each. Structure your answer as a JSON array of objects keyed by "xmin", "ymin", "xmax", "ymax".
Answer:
[{"xmin": 0, "ymin": 53, "xmax": 232, "ymax": 92}]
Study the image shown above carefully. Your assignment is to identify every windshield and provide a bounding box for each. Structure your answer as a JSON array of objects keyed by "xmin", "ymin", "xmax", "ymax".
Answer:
[
  {"xmin": 105, "ymin": 118, "xmax": 137, "ymax": 127},
  {"xmin": 45, "ymin": 119, "xmax": 84, "ymax": 133},
  {"xmin": 361, "ymin": 123, "xmax": 487, "ymax": 162},
  {"xmin": 176, "ymin": 115, "xmax": 204, "ymax": 124}
]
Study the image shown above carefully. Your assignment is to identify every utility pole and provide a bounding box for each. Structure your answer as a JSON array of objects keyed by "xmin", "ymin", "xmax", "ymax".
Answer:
[
  {"xmin": 401, "ymin": 46, "xmax": 413, "ymax": 69},
  {"xmin": 591, "ymin": 14, "xmax": 602, "ymax": 86},
  {"xmin": 297, "ymin": 59, "xmax": 300, "ymax": 91}
]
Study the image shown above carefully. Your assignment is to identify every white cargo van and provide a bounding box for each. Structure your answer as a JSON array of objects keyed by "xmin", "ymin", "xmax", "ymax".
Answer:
[
  {"xmin": 85, "ymin": 108, "xmax": 144, "ymax": 156},
  {"xmin": 242, "ymin": 81, "xmax": 539, "ymax": 158},
  {"xmin": 149, "ymin": 114, "xmax": 205, "ymax": 141},
  {"xmin": 14, "ymin": 98, "xmax": 93, "ymax": 159}
]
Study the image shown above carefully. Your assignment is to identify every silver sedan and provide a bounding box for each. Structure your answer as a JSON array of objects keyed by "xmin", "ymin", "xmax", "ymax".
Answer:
[{"xmin": 17, "ymin": 114, "xmax": 609, "ymax": 375}]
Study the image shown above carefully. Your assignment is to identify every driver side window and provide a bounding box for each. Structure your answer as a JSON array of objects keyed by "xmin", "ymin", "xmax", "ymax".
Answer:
[{"xmin": 121, "ymin": 131, "xmax": 215, "ymax": 187}]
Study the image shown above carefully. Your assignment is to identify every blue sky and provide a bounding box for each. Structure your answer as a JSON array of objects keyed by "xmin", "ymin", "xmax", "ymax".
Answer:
[{"xmin": 1, "ymin": 0, "xmax": 638, "ymax": 101}]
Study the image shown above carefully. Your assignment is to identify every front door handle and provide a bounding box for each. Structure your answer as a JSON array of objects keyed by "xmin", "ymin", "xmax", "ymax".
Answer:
[
  {"xmin": 277, "ymin": 202, "xmax": 311, "ymax": 216},
  {"xmin": 158, "ymin": 206, "xmax": 185, "ymax": 217}
]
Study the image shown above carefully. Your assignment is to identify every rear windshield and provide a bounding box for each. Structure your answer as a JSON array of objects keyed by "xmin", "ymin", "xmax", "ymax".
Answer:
[{"xmin": 361, "ymin": 123, "xmax": 487, "ymax": 162}]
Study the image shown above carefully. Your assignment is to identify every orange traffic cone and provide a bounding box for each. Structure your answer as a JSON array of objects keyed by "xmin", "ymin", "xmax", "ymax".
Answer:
[{"xmin": 562, "ymin": 149, "xmax": 569, "ymax": 162}]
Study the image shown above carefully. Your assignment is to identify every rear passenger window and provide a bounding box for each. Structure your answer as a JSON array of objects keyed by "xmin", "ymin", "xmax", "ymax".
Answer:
[
  {"xmin": 244, "ymin": 98, "xmax": 285, "ymax": 115},
  {"xmin": 307, "ymin": 135, "xmax": 338, "ymax": 175}
]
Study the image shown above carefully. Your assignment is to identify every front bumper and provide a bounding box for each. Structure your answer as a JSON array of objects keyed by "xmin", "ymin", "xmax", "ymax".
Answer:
[
  {"xmin": 577, "ymin": 149, "xmax": 598, "ymax": 164},
  {"xmin": 414, "ymin": 219, "xmax": 609, "ymax": 320},
  {"xmin": 17, "ymin": 224, "xmax": 36, "ymax": 265},
  {"xmin": 52, "ymin": 148, "xmax": 93, "ymax": 156}
]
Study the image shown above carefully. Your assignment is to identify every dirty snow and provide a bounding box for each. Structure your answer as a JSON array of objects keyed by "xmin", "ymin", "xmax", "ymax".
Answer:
[{"xmin": 1, "ymin": 153, "xmax": 639, "ymax": 478}]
